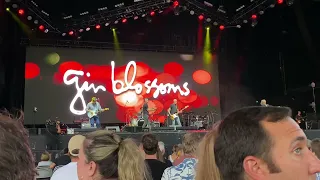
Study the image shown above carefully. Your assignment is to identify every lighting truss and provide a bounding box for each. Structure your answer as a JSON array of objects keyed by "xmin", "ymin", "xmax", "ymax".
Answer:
[
  {"xmin": 20, "ymin": 38, "xmax": 196, "ymax": 53},
  {"xmin": 228, "ymin": 0, "xmax": 275, "ymax": 26},
  {"xmin": 65, "ymin": 0, "xmax": 173, "ymax": 28}
]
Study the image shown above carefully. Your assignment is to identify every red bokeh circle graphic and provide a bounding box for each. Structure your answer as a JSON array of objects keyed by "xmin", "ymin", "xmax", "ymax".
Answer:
[
  {"xmin": 164, "ymin": 62, "xmax": 184, "ymax": 76},
  {"xmin": 25, "ymin": 62, "xmax": 40, "ymax": 79},
  {"xmin": 178, "ymin": 90, "xmax": 198, "ymax": 104},
  {"xmin": 192, "ymin": 70, "xmax": 212, "ymax": 84},
  {"xmin": 210, "ymin": 96, "xmax": 220, "ymax": 106},
  {"xmin": 192, "ymin": 95, "xmax": 208, "ymax": 108},
  {"xmin": 59, "ymin": 61, "xmax": 83, "ymax": 75},
  {"xmin": 156, "ymin": 73, "xmax": 176, "ymax": 84}
]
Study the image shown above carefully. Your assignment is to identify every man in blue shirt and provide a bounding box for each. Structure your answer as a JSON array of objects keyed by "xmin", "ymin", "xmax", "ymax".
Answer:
[{"xmin": 86, "ymin": 97, "xmax": 104, "ymax": 128}]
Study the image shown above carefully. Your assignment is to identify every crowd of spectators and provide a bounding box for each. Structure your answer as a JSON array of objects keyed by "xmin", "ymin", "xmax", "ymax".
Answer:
[{"xmin": 1, "ymin": 106, "xmax": 320, "ymax": 180}]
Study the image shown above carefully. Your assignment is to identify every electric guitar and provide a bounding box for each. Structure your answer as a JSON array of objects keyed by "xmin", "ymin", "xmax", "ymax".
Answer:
[
  {"xmin": 295, "ymin": 116, "xmax": 306, "ymax": 124},
  {"xmin": 87, "ymin": 108, "xmax": 109, "ymax": 118},
  {"xmin": 169, "ymin": 106, "xmax": 189, "ymax": 120}
]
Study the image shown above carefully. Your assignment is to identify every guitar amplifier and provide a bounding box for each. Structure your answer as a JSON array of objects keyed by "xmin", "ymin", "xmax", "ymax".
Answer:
[{"xmin": 81, "ymin": 122, "xmax": 97, "ymax": 129}]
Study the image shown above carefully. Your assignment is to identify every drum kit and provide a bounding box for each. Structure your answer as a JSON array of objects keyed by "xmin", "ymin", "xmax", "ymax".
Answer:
[{"xmin": 181, "ymin": 111, "xmax": 219, "ymax": 129}]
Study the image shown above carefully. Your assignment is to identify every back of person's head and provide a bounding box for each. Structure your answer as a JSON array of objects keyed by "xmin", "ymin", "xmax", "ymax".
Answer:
[
  {"xmin": 214, "ymin": 106, "xmax": 291, "ymax": 180},
  {"xmin": 182, "ymin": 133, "xmax": 202, "ymax": 155},
  {"xmin": 68, "ymin": 135, "xmax": 85, "ymax": 159},
  {"xmin": 158, "ymin": 141, "xmax": 165, "ymax": 154},
  {"xmin": 41, "ymin": 152, "xmax": 50, "ymax": 161},
  {"xmin": 172, "ymin": 144, "xmax": 183, "ymax": 155},
  {"xmin": 196, "ymin": 129, "xmax": 221, "ymax": 180},
  {"xmin": 77, "ymin": 130, "xmax": 150, "ymax": 180},
  {"xmin": 311, "ymin": 138, "xmax": 320, "ymax": 158},
  {"xmin": 141, "ymin": 133, "xmax": 158, "ymax": 155},
  {"xmin": 0, "ymin": 112, "xmax": 36, "ymax": 180}
]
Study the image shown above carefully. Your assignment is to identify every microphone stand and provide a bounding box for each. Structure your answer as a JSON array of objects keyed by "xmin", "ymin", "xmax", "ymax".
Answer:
[
  {"xmin": 33, "ymin": 107, "xmax": 37, "ymax": 129},
  {"xmin": 124, "ymin": 101, "xmax": 130, "ymax": 127}
]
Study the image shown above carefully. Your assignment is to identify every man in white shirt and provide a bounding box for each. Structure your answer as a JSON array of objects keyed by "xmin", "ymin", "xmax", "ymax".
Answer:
[{"xmin": 51, "ymin": 135, "xmax": 85, "ymax": 180}]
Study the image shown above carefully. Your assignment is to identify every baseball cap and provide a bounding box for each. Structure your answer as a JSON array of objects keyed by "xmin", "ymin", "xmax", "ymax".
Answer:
[{"xmin": 68, "ymin": 135, "xmax": 85, "ymax": 156}]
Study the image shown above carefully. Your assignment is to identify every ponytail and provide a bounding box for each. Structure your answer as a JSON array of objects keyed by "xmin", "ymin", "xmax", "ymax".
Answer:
[
  {"xmin": 196, "ymin": 130, "xmax": 221, "ymax": 180},
  {"xmin": 118, "ymin": 139, "xmax": 151, "ymax": 180}
]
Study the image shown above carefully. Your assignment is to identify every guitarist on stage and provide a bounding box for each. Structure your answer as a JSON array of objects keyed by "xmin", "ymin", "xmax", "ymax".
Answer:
[
  {"xmin": 295, "ymin": 111, "xmax": 303, "ymax": 125},
  {"xmin": 86, "ymin": 97, "xmax": 107, "ymax": 128},
  {"xmin": 167, "ymin": 99, "xmax": 183, "ymax": 127}
]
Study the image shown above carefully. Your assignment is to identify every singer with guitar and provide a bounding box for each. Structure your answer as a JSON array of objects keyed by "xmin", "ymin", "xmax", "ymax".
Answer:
[
  {"xmin": 167, "ymin": 99, "xmax": 188, "ymax": 127},
  {"xmin": 86, "ymin": 97, "xmax": 109, "ymax": 128}
]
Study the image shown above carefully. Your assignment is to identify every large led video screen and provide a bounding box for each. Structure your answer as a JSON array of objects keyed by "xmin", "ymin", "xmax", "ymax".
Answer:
[{"xmin": 24, "ymin": 47, "xmax": 220, "ymax": 124}]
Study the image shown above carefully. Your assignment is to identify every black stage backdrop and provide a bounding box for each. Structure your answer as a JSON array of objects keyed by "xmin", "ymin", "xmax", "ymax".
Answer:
[{"xmin": 25, "ymin": 47, "xmax": 220, "ymax": 124}]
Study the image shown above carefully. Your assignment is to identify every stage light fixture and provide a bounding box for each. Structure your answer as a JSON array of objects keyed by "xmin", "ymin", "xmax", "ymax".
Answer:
[
  {"xmin": 69, "ymin": 31, "xmax": 74, "ymax": 36},
  {"xmin": 174, "ymin": 8, "xmax": 180, "ymax": 15},
  {"xmin": 18, "ymin": 9, "xmax": 24, "ymax": 15},
  {"xmin": 251, "ymin": 14, "xmax": 257, "ymax": 19},
  {"xmin": 34, "ymin": 20, "xmax": 39, "ymax": 24},
  {"xmin": 12, "ymin": 4, "xmax": 18, "ymax": 8},
  {"xmin": 286, "ymin": 0, "xmax": 294, "ymax": 6},
  {"xmin": 198, "ymin": 15, "xmax": 204, "ymax": 20},
  {"xmin": 105, "ymin": 22, "xmax": 110, "ymax": 26},
  {"xmin": 173, "ymin": 1, "xmax": 179, "ymax": 7},
  {"xmin": 134, "ymin": 16, "xmax": 139, "ymax": 20},
  {"xmin": 79, "ymin": 29, "xmax": 84, "ymax": 32},
  {"xmin": 44, "ymin": 29, "xmax": 49, "ymax": 33},
  {"xmin": 39, "ymin": 25, "xmax": 45, "ymax": 31},
  {"xmin": 27, "ymin": 16, "xmax": 32, "ymax": 20},
  {"xmin": 62, "ymin": 33, "xmax": 66, "ymax": 36},
  {"xmin": 150, "ymin": 11, "xmax": 155, "ymax": 16},
  {"xmin": 95, "ymin": 24, "xmax": 101, "ymax": 29},
  {"xmin": 206, "ymin": 18, "xmax": 211, "ymax": 22},
  {"xmin": 158, "ymin": 10, "xmax": 163, "ymax": 13},
  {"xmin": 277, "ymin": 0, "xmax": 283, "ymax": 4},
  {"xmin": 236, "ymin": 25, "xmax": 241, "ymax": 28},
  {"xmin": 213, "ymin": 22, "xmax": 218, "ymax": 26},
  {"xmin": 259, "ymin": 11, "xmax": 264, "ymax": 15},
  {"xmin": 206, "ymin": 27, "xmax": 210, "ymax": 30},
  {"xmin": 122, "ymin": 18, "xmax": 127, "ymax": 23},
  {"xmin": 141, "ymin": 14, "xmax": 146, "ymax": 17},
  {"xmin": 219, "ymin": 25, "xmax": 225, "ymax": 30},
  {"xmin": 86, "ymin": 27, "xmax": 91, "ymax": 31},
  {"xmin": 190, "ymin": 10, "xmax": 194, "ymax": 15},
  {"xmin": 114, "ymin": 20, "xmax": 119, "ymax": 24},
  {"xmin": 6, "ymin": 8, "xmax": 10, "ymax": 11}
]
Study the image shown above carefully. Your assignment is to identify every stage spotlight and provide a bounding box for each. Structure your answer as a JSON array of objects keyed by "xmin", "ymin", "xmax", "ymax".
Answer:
[
  {"xmin": 44, "ymin": 29, "xmax": 49, "ymax": 33},
  {"xmin": 277, "ymin": 0, "xmax": 283, "ymax": 4},
  {"xmin": 86, "ymin": 27, "xmax": 91, "ymax": 31},
  {"xmin": 18, "ymin": 9, "xmax": 24, "ymax": 15},
  {"xmin": 79, "ymin": 29, "xmax": 84, "ymax": 32},
  {"xmin": 105, "ymin": 22, "xmax": 110, "ymax": 26},
  {"xmin": 251, "ymin": 14, "xmax": 257, "ymax": 19},
  {"xmin": 190, "ymin": 10, "xmax": 194, "ymax": 15},
  {"xmin": 114, "ymin": 20, "xmax": 119, "ymax": 24},
  {"xmin": 286, "ymin": 0, "xmax": 294, "ymax": 6},
  {"xmin": 219, "ymin": 25, "xmax": 225, "ymax": 30},
  {"xmin": 27, "ymin": 16, "xmax": 32, "ymax": 20},
  {"xmin": 236, "ymin": 25, "xmax": 241, "ymax": 28},
  {"xmin": 150, "ymin": 11, "xmax": 155, "ymax": 16},
  {"xmin": 174, "ymin": 8, "xmax": 180, "ymax": 15},
  {"xmin": 6, "ymin": 8, "xmax": 10, "ymax": 11},
  {"xmin": 112, "ymin": 28, "xmax": 116, "ymax": 31},
  {"xmin": 173, "ymin": 1, "xmax": 179, "ymax": 7},
  {"xmin": 12, "ymin": 4, "xmax": 18, "ymax": 8},
  {"xmin": 198, "ymin": 15, "xmax": 204, "ymax": 20},
  {"xmin": 95, "ymin": 24, "xmax": 101, "ymax": 29},
  {"xmin": 206, "ymin": 18, "xmax": 211, "ymax": 22},
  {"xmin": 158, "ymin": 10, "xmax": 163, "ymax": 13},
  {"xmin": 122, "ymin": 18, "xmax": 127, "ymax": 23},
  {"xmin": 206, "ymin": 26, "xmax": 210, "ymax": 30},
  {"xmin": 259, "ymin": 10, "xmax": 264, "ymax": 15},
  {"xmin": 34, "ymin": 20, "xmax": 39, "ymax": 24},
  {"xmin": 62, "ymin": 33, "xmax": 66, "ymax": 36},
  {"xmin": 213, "ymin": 22, "xmax": 218, "ymax": 26},
  {"xmin": 69, "ymin": 31, "xmax": 74, "ymax": 36},
  {"xmin": 134, "ymin": 16, "xmax": 139, "ymax": 20},
  {"xmin": 39, "ymin": 25, "xmax": 45, "ymax": 31},
  {"xmin": 243, "ymin": 19, "xmax": 248, "ymax": 23}
]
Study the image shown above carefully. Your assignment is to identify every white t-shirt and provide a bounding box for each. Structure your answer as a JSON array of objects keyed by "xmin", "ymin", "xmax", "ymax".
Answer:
[{"xmin": 51, "ymin": 162, "xmax": 78, "ymax": 180}]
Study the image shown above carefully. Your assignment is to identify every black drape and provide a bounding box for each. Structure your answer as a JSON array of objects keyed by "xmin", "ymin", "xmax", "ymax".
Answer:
[{"xmin": 0, "ymin": 10, "xmax": 25, "ymax": 111}]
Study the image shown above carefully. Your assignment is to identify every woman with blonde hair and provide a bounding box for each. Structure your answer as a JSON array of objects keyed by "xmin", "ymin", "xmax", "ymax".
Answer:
[
  {"xmin": 77, "ymin": 130, "xmax": 151, "ymax": 180},
  {"xmin": 196, "ymin": 125, "xmax": 221, "ymax": 180}
]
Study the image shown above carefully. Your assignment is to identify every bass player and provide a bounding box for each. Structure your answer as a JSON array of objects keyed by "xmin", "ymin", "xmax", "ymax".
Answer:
[{"xmin": 86, "ymin": 97, "xmax": 109, "ymax": 128}]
